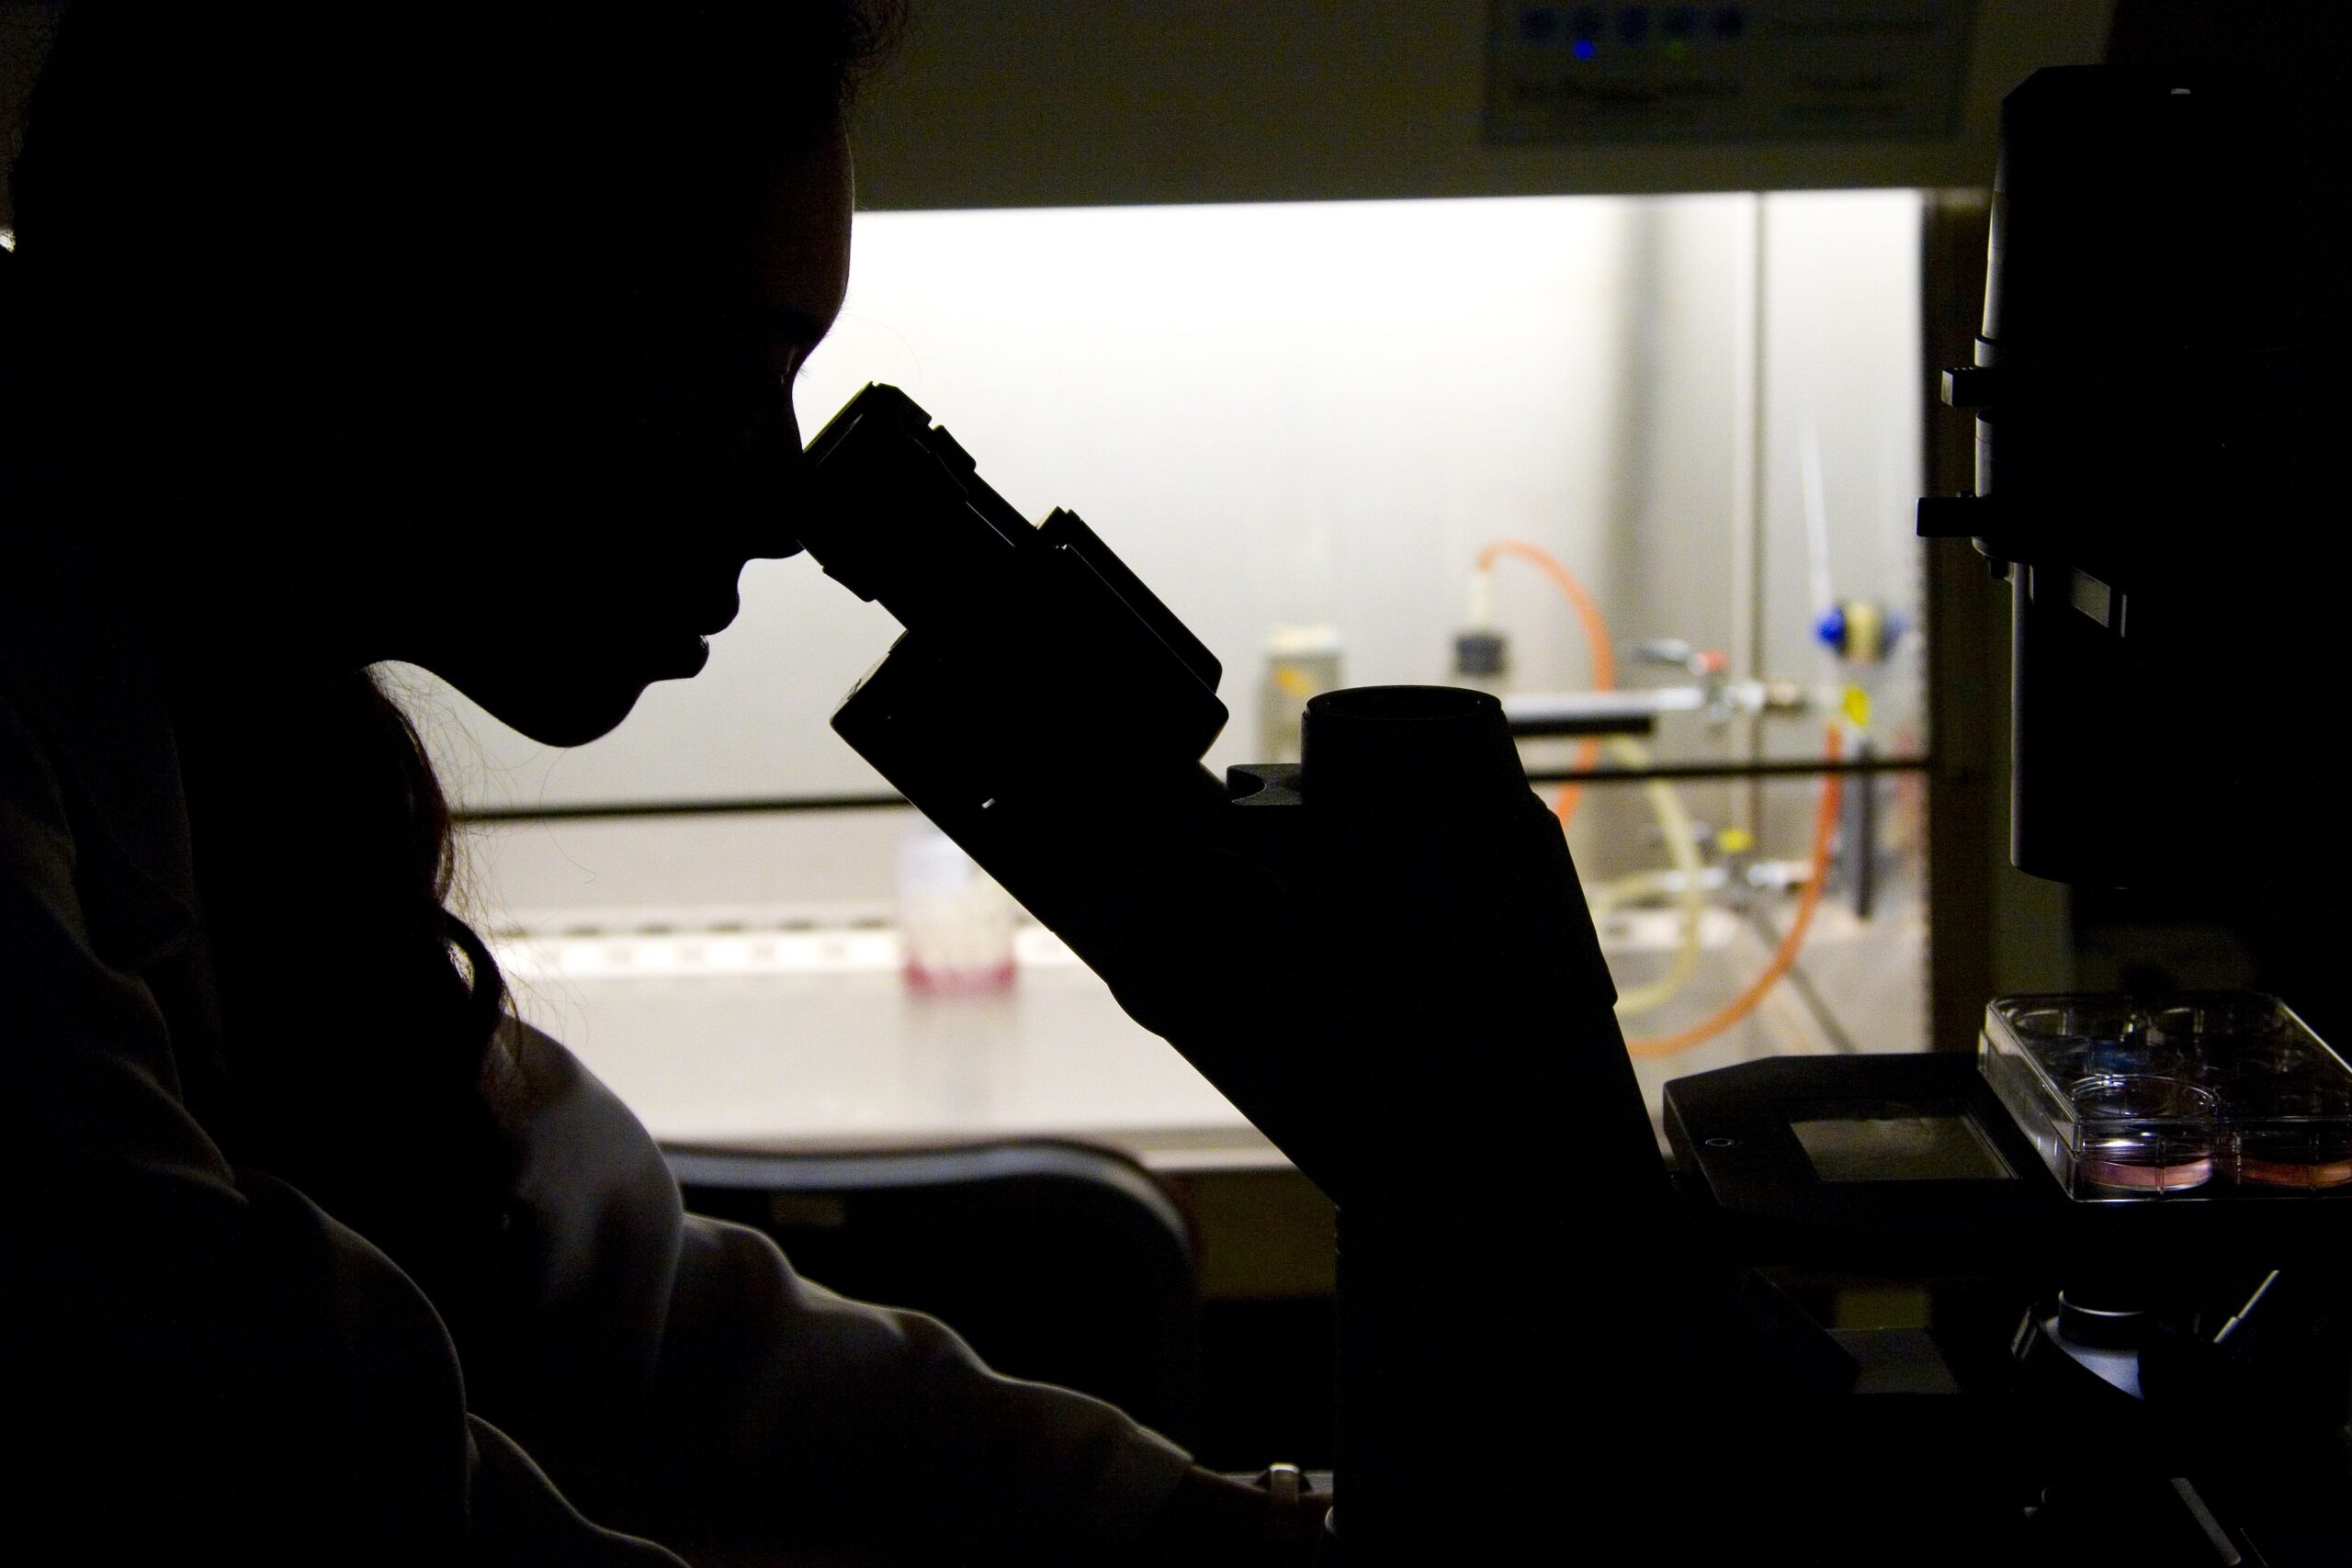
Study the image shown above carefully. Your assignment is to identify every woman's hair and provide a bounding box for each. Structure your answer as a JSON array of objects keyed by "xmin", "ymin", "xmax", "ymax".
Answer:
[
  {"xmin": 12, "ymin": 0, "xmax": 901, "ymax": 1313},
  {"xmin": 175, "ymin": 670, "xmax": 518, "ymax": 1304}
]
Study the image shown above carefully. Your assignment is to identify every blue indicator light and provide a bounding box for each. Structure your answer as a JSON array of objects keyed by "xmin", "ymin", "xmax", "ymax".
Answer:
[
  {"xmin": 1519, "ymin": 6, "xmax": 1562, "ymax": 45},
  {"xmin": 1573, "ymin": 38, "xmax": 1597, "ymax": 59}
]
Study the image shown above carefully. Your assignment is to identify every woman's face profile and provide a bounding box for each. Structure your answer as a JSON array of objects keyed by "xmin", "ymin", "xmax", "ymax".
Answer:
[{"xmin": 386, "ymin": 128, "xmax": 855, "ymax": 747}]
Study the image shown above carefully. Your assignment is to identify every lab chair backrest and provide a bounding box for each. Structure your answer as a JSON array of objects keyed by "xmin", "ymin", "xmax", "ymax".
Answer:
[{"xmin": 664, "ymin": 1140, "xmax": 1203, "ymax": 1445}]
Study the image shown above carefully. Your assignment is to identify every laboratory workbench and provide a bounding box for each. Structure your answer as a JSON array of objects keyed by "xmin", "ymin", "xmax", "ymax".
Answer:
[
  {"xmin": 468, "ymin": 806, "xmax": 1920, "ymax": 1177},
  {"xmin": 493, "ymin": 924, "xmax": 1283, "ymax": 1173}
]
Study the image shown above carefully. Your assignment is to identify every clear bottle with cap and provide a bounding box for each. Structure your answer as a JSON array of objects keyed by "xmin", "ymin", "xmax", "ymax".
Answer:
[{"xmin": 896, "ymin": 822, "xmax": 1018, "ymax": 994}]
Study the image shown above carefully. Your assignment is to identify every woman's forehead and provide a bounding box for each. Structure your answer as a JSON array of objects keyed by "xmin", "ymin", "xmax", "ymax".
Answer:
[{"xmin": 752, "ymin": 127, "xmax": 854, "ymax": 350}]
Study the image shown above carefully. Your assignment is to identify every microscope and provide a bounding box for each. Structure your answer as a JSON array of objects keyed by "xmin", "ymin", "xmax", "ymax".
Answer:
[
  {"xmin": 789, "ymin": 64, "xmax": 2349, "ymax": 1567},
  {"xmin": 793, "ymin": 380, "xmax": 1722, "ymax": 1563},
  {"xmin": 1669, "ymin": 62, "xmax": 2352, "ymax": 1567},
  {"xmin": 1690, "ymin": 62, "xmax": 2350, "ymax": 1566}
]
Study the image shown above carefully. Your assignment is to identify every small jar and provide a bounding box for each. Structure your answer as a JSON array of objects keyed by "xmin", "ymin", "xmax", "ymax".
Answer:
[{"xmin": 896, "ymin": 823, "xmax": 1017, "ymax": 995}]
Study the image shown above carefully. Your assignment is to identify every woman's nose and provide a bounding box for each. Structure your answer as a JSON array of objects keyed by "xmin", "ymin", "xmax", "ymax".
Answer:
[{"xmin": 736, "ymin": 398, "xmax": 808, "ymax": 560}]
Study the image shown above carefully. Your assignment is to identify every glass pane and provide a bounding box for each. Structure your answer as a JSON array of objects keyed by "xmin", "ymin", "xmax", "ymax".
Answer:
[
  {"xmin": 415, "ymin": 188, "xmax": 1926, "ymax": 810},
  {"xmin": 434, "ymin": 187, "xmax": 1932, "ymax": 1145},
  {"xmin": 1589, "ymin": 767, "xmax": 1930, "ymax": 1114}
]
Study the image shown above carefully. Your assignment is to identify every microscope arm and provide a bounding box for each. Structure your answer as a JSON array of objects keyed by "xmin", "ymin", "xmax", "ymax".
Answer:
[{"xmin": 795, "ymin": 384, "xmax": 1773, "ymax": 1562}]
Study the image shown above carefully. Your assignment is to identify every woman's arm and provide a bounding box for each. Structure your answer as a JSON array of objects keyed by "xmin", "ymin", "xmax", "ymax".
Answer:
[{"xmin": 475, "ymin": 1022, "xmax": 1325, "ymax": 1565}]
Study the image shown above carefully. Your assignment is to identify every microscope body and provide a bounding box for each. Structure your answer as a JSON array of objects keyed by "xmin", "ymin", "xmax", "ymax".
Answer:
[
  {"xmin": 798, "ymin": 385, "xmax": 1702, "ymax": 1562},
  {"xmin": 1901, "ymin": 62, "xmax": 2352, "ymax": 1563},
  {"xmin": 1917, "ymin": 65, "xmax": 2327, "ymax": 890}
]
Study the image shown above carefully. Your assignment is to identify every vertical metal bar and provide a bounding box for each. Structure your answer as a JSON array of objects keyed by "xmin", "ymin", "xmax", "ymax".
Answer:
[
  {"xmin": 1727, "ymin": 192, "xmax": 1768, "ymax": 834},
  {"xmin": 1920, "ymin": 189, "xmax": 1998, "ymax": 1053}
]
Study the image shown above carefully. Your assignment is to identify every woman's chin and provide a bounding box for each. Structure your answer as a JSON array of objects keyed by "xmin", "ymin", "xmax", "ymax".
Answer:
[
  {"xmin": 417, "ymin": 630, "xmax": 710, "ymax": 748},
  {"xmin": 488, "ymin": 683, "xmax": 647, "ymax": 748}
]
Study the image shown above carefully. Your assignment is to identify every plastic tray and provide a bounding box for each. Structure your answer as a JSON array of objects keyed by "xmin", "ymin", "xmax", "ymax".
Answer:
[{"xmin": 1980, "ymin": 993, "xmax": 2352, "ymax": 1201}]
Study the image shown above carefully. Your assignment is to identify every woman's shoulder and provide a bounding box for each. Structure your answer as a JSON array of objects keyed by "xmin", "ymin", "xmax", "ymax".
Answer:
[
  {"xmin": 492, "ymin": 1017, "xmax": 674, "ymax": 1190},
  {"xmin": 486, "ymin": 1016, "xmax": 685, "ymax": 1306}
]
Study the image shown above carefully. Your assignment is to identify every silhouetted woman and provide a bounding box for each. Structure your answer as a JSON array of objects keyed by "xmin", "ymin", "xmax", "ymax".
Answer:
[{"xmin": 0, "ymin": 5, "xmax": 1302, "ymax": 1562}]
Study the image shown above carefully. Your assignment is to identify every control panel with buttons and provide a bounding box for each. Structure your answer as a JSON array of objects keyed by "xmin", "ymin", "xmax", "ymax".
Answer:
[{"xmin": 1487, "ymin": 0, "xmax": 1977, "ymax": 145}]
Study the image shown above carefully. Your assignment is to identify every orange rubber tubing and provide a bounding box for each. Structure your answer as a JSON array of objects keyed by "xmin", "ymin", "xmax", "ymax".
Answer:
[
  {"xmin": 1623, "ymin": 727, "xmax": 1844, "ymax": 1058},
  {"xmin": 1476, "ymin": 539, "xmax": 1615, "ymax": 829}
]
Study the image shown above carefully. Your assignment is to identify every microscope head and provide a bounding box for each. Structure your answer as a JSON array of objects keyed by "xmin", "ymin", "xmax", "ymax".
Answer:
[{"xmin": 1921, "ymin": 65, "xmax": 2334, "ymax": 889}]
